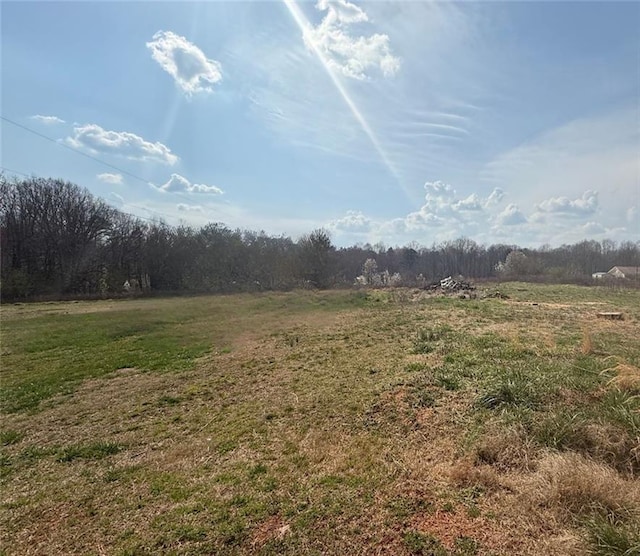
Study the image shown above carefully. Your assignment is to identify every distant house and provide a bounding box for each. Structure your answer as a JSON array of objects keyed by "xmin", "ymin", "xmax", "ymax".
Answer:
[
  {"xmin": 592, "ymin": 272, "xmax": 608, "ymax": 279},
  {"xmin": 607, "ymin": 266, "xmax": 640, "ymax": 280}
]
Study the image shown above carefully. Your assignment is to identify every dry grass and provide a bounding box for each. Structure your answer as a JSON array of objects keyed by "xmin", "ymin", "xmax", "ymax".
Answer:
[
  {"xmin": 473, "ymin": 426, "xmax": 537, "ymax": 472},
  {"xmin": 523, "ymin": 451, "xmax": 640, "ymax": 520},
  {"xmin": 582, "ymin": 328, "xmax": 594, "ymax": 354},
  {"xmin": 605, "ymin": 362, "xmax": 640, "ymax": 394},
  {"xmin": 449, "ymin": 459, "xmax": 505, "ymax": 492},
  {"xmin": 1, "ymin": 284, "xmax": 639, "ymax": 555}
]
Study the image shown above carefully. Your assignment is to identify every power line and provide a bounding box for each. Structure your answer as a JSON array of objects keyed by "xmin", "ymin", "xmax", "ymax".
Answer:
[
  {"xmin": 0, "ymin": 166, "xmax": 32, "ymax": 179},
  {"xmin": 1, "ymin": 115, "xmax": 210, "ymax": 217},
  {"xmin": 0, "ymin": 115, "xmax": 155, "ymax": 187}
]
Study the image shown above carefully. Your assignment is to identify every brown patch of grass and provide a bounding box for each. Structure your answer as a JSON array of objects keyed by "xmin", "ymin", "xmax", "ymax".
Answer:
[
  {"xmin": 449, "ymin": 460, "xmax": 504, "ymax": 492},
  {"xmin": 581, "ymin": 422, "xmax": 640, "ymax": 474},
  {"xmin": 250, "ymin": 514, "xmax": 291, "ymax": 548},
  {"xmin": 413, "ymin": 507, "xmax": 515, "ymax": 553},
  {"xmin": 605, "ymin": 363, "xmax": 640, "ymax": 394},
  {"xmin": 581, "ymin": 328, "xmax": 594, "ymax": 355},
  {"xmin": 473, "ymin": 426, "xmax": 537, "ymax": 472},
  {"xmin": 522, "ymin": 452, "xmax": 640, "ymax": 520},
  {"xmin": 534, "ymin": 533, "xmax": 587, "ymax": 556}
]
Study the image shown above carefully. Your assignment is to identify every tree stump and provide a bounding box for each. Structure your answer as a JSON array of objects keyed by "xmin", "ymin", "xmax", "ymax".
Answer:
[{"xmin": 597, "ymin": 312, "xmax": 623, "ymax": 320}]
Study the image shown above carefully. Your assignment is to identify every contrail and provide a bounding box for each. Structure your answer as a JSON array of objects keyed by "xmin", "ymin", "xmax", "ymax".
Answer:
[{"xmin": 282, "ymin": 0, "xmax": 402, "ymax": 184}]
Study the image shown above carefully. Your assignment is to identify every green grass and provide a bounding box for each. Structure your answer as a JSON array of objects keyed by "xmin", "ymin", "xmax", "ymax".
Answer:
[
  {"xmin": 56, "ymin": 441, "xmax": 123, "ymax": 462},
  {"xmin": 0, "ymin": 430, "xmax": 23, "ymax": 446},
  {"xmin": 1, "ymin": 283, "xmax": 639, "ymax": 555},
  {"xmin": 0, "ymin": 290, "xmax": 367, "ymax": 413},
  {"xmin": 403, "ymin": 531, "xmax": 448, "ymax": 555},
  {"xmin": 586, "ymin": 515, "xmax": 640, "ymax": 556}
]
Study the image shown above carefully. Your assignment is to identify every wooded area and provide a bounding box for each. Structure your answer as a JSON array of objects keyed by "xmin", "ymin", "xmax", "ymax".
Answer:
[{"xmin": 1, "ymin": 176, "xmax": 639, "ymax": 300}]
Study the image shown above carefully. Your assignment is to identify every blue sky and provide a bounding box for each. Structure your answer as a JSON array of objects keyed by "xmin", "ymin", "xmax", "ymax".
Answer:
[{"xmin": 2, "ymin": 0, "xmax": 638, "ymax": 247}]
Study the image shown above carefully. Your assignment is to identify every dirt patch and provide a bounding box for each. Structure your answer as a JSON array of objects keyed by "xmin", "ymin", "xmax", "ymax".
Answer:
[
  {"xmin": 250, "ymin": 515, "xmax": 291, "ymax": 548},
  {"xmin": 413, "ymin": 508, "xmax": 515, "ymax": 552}
]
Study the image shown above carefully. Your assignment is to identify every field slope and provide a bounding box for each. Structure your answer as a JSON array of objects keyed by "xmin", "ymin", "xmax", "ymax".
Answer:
[{"xmin": 1, "ymin": 284, "xmax": 639, "ymax": 555}]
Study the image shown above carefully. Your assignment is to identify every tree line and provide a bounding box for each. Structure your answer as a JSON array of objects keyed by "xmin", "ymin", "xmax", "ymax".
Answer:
[{"xmin": 1, "ymin": 176, "xmax": 639, "ymax": 300}]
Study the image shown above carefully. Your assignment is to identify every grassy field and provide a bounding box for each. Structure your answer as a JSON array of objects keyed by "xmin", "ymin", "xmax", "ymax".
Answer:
[{"xmin": 1, "ymin": 284, "xmax": 639, "ymax": 555}]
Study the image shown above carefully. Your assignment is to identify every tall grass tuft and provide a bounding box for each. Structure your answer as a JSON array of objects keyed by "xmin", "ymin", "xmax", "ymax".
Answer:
[
  {"xmin": 582, "ymin": 328, "xmax": 594, "ymax": 355},
  {"xmin": 586, "ymin": 514, "xmax": 640, "ymax": 556}
]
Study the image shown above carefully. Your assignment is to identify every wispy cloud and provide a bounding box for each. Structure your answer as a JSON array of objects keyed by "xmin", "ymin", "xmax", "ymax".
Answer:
[
  {"xmin": 480, "ymin": 107, "xmax": 638, "ymax": 207},
  {"xmin": 241, "ymin": 0, "xmax": 485, "ymax": 198},
  {"xmin": 177, "ymin": 203, "xmax": 203, "ymax": 212},
  {"xmin": 282, "ymin": 0, "xmax": 401, "ymax": 182},
  {"xmin": 147, "ymin": 31, "xmax": 222, "ymax": 96},
  {"xmin": 66, "ymin": 124, "xmax": 178, "ymax": 165},
  {"xmin": 478, "ymin": 106, "xmax": 639, "ymax": 243},
  {"xmin": 97, "ymin": 172, "xmax": 123, "ymax": 184},
  {"xmin": 110, "ymin": 192, "xmax": 124, "ymax": 205},
  {"xmin": 156, "ymin": 173, "xmax": 223, "ymax": 195},
  {"xmin": 30, "ymin": 114, "xmax": 65, "ymax": 125}
]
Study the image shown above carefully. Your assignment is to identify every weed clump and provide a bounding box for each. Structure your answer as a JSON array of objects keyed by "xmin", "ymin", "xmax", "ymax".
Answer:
[
  {"xmin": 585, "ymin": 514, "xmax": 640, "ymax": 556},
  {"xmin": 412, "ymin": 325, "xmax": 452, "ymax": 354},
  {"xmin": 449, "ymin": 460, "xmax": 502, "ymax": 492},
  {"xmin": 0, "ymin": 430, "xmax": 23, "ymax": 446},
  {"xmin": 476, "ymin": 370, "xmax": 542, "ymax": 410},
  {"xmin": 56, "ymin": 442, "xmax": 122, "ymax": 462},
  {"xmin": 533, "ymin": 413, "xmax": 639, "ymax": 474},
  {"xmin": 403, "ymin": 530, "xmax": 447, "ymax": 555}
]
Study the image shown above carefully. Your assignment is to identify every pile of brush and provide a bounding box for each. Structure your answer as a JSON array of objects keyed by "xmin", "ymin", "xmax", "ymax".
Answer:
[{"xmin": 428, "ymin": 276, "xmax": 476, "ymax": 292}]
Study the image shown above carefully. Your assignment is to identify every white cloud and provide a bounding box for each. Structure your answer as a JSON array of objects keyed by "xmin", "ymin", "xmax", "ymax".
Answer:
[
  {"xmin": 156, "ymin": 173, "xmax": 223, "ymax": 195},
  {"xmin": 304, "ymin": 0, "xmax": 400, "ymax": 80},
  {"xmin": 97, "ymin": 172, "xmax": 123, "ymax": 184},
  {"xmin": 414, "ymin": 181, "xmax": 498, "ymax": 219},
  {"xmin": 30, "ymin": 114, "xmax": 65, "ymax": 125},
  {"xmin": 324, "ymin": 175, "xmax": 636, "ymax": 247},
  {"xmin": 177, "ymin": 203, "xmax": 203, "ymax": 212},
  {"xmin": 536, "ymin": 190, "xmax": 598, "ymax": 216},
  {"xmin": 66, "ymin": 124, "xmax": 178, "ymax": 165},
  {"xmin": 424, "ymin": 180, "xmax": 455, "ymax": 198},
  {"xmin": 485, "ymin": 188, "xmax": 505, "ymax": 207},
  {"xmin": 453, "ymin": 193, "xmax": 483, "ymax": 212},
  {"xmin": 328, "ymin": 210, "xmax": 372, "ymax": 232},
  {"xmin": 350, "ymin": 181, "xmax": 503, "ymax": 240},
  {"xmin": 495, "ymin": 204, "xmax": 527, "ymax": 226},
  {"xmin": 147, "ymin": 31, "xmax": 222, "ymax": 96}
]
